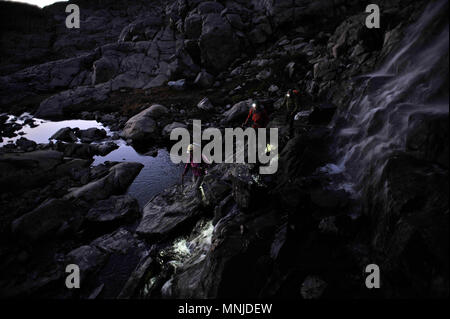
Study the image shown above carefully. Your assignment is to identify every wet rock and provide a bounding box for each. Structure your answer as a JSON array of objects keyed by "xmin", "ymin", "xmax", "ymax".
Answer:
[
  {"xmin": 121, "ymin": 107, "xmax": 159, "ymax": 142},
  {"xmin": 222, "ymin": 99, "xmax": 251, "ymax": 124},
  {"xmin": 65, "ymin": 162, "xmax": 143, "ymax": 202},
  {"xmin": 50, "ymin": 127, "xmax": 77, "ymax": 142},
  {"xmin": 162, "ymin": 122, "xmax": 188, "ymax": 138},
  {"xmin": 91, "ymin": 228, "xmax": 137, "ymax": 254},
  {"xmin": 171, "ymin": 208, "xmax": 281, "ymax": 298},
  {"xmin": 294, "ymin": 110, "xmax": 312, "ymax": 121},
  {"xmin": 86, "ymin": 195, "xmax": 140, "ymax": 225},
  {"xmin": 194, "ymin": 70, "xmax": 214, "ymax": 88},
  {"xmin": 15, "ymin": 137, "xmax": 37, "ymax": 151},
  {"xmin": 11, "ymin": 198, "xmax": 81, "ymax": 240},
  {"xmin": 406, "ymin": 112, "xmax": 449, "ymax": 168},
  {"xmin": 231, "ymin": 165, "xmax": 259, "ymax": 210},
  {"xmin": 136, "ymin": 186, "xmax": 203, "ymax": 240},
  {"xmin": 55, "ymin": 142, "xmax": 118, "ymax": 159},
  {"xmin": 168, "ymin": 79, "xmax": 186, "ymax": 91},
  {"xmin": 63, "ymin": 227, "xmax": 144, "ymax": 298},
  {"xmin": 364, "ymin": 153, "xmax": 448, "ymax": 296},
  {"xmin": 0, "ymin": 149, "xmax": 64, "ymax": 191},
  {"xmin": 200, "ymin": 173, "xmax": 231, "ymax": 207},
  {"xmin": 118, "ymin": 255, "xmax": 153, "ymax": 298},
  {"xmin": 65, "ymin": 245, "xmax": 108, "ymax": 280},
  {"xmin": 1, "ymin": 122, "xmax": 22, "ymax": 138},
  {"xmin": 197, "ymin": 97, "xmax": 214, "ymax": 111},
  {"xmin": 76, "ymin": 128, "xmax": 107, "ymax": 143},
  {"xmin": 213, "ymin": 195, "xmax": 234, "ymax": 226}
]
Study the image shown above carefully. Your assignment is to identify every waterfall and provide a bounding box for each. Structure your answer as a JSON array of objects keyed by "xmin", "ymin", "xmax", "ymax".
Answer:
[{"xmin": 329, "ymin": 0, "xmax": 449, "ymax": 195}]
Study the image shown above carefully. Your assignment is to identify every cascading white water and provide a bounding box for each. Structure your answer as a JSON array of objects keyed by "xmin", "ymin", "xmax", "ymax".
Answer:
[{"xmin": 329, "ymin": 0, "xmax": 449, "ymax": 194}]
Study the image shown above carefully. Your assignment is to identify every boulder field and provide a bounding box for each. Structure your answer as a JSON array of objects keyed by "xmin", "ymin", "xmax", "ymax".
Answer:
[{"xmin": 0, "ymin": 0, "xmax": 448, "ymax": 299}]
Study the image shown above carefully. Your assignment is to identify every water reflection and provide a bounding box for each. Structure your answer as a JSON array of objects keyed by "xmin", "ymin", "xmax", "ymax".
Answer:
[
  {"xmin": 2, "ymin": 115, "xmax": 183, "ymax": 207},
  {"xmin": 93, "ymin": 140, "xmax": 184, "ymax": 207}
]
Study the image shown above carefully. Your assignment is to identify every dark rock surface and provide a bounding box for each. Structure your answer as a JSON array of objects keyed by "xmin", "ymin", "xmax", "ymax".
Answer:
[
  {"xmin": 0, "ymin": 0, "xmax": 447, "ymax": 300},
  {"xmin": 65, "ymin": 162, "xmax": 144, "ymax": 201}
]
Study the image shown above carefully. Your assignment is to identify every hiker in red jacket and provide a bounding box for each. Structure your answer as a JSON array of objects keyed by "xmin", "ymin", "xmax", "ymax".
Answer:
[{"xmin": 241, "ymin": 101, "xmax": 269, "ymax": 129}]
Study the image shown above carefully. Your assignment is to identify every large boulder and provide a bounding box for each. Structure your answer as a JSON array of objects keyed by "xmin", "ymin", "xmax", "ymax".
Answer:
[
  {"xmin": 118, "ymin": 16, "xmax": 164, "ymax": 42},
  {"xmin": 144, "ymin": 74, "xmax": 169, "ymax": 89},
  {"xmin": 35, "ymin": 82, "xmax": 111, "ymax": 119},
  {"xmin": 222, "ymin": 99, "xmax": 251, "ymax": 123},
  {"xmin": 170, "ymin": 207, "xmax": 282, "ymax": 298},
  {"xmin": 55, "ymin": 142, "xmax": 118, "ymax": 159},
  {"xmin": 194, "ymin": 70, "xmax": 215, "ymax": 88},
  {"xmin": 64, "ymin": 228, "xmax": 145, "ymax": 298},
  {"xmin": 0, "ymin": 150, "xmax": 64, "ymax": 191},
  {"xmin": 92, "ymin": 56, "xmax": 118, "ymax": 85},
  {"xmin": 162, "ymin": 122, "xmax": 188, "ymax": 138},
  {"xmin": 11, "ymin": 198, "xmax": 81, "ymax": 240},
  {"xmin": 364, "ymin": 153, "xmax": 449, "ymax": 297},
  {"xmin": 86, "ymin": 195, "xmax": 140, "ymax": 225},
  {"xmin": 145, "ymin": 104, "xmax": 169, "ymax": 119},
  {"xmin": 76, "ymin": 128, "xmax": 107, "ymax": 143},
  {"xmin": 199, "ymin": 14, "xmax": 240, "ymax": 71},
  {"xmin": 65, "ymin": 245, "xmax": 108, "ymax": 282},
  {"xmin": 121, "ymin": 107, "xmax": 159, "ymax": 142},
  {"xmin": 50, "ymin": 127, "xmax": 78, "ymax": 142},
  {"xmin": 65, "ymin": 162, "xmax": 143, "ymax": 202},
  {"xmin": 117, "ymin": 256, "xmax": 153, "ymax": 299},
  {"xmin": 15, "ymin": 137, "xmax": 37, "ymax": 151},
  {"xmin": 136, "ymin": 186, "xmax": 202, "ymax": 240}
]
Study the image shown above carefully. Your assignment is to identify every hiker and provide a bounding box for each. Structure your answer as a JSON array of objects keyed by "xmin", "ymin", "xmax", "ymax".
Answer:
[
  {"xmin": 181, "ymin": 144, "xmax": 210, "ymax": 200},
  {"xmin": 241, "ymin": 101, "xmax": 269, "ymax": 129},
  {"xmin": 283, "ymin": 89, "xmax": 301, "ymax": 136}
]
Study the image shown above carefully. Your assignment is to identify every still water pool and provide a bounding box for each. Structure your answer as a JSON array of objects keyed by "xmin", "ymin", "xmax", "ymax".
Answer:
[{"xmin": 1, "ymin": 116, "xmax": 183, "ymax": 207}]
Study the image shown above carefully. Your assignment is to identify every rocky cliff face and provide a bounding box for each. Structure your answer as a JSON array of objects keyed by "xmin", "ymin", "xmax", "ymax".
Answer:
[{"xmin": 0, "ymin": 0, "xmax": 448, "ymax": 299}]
